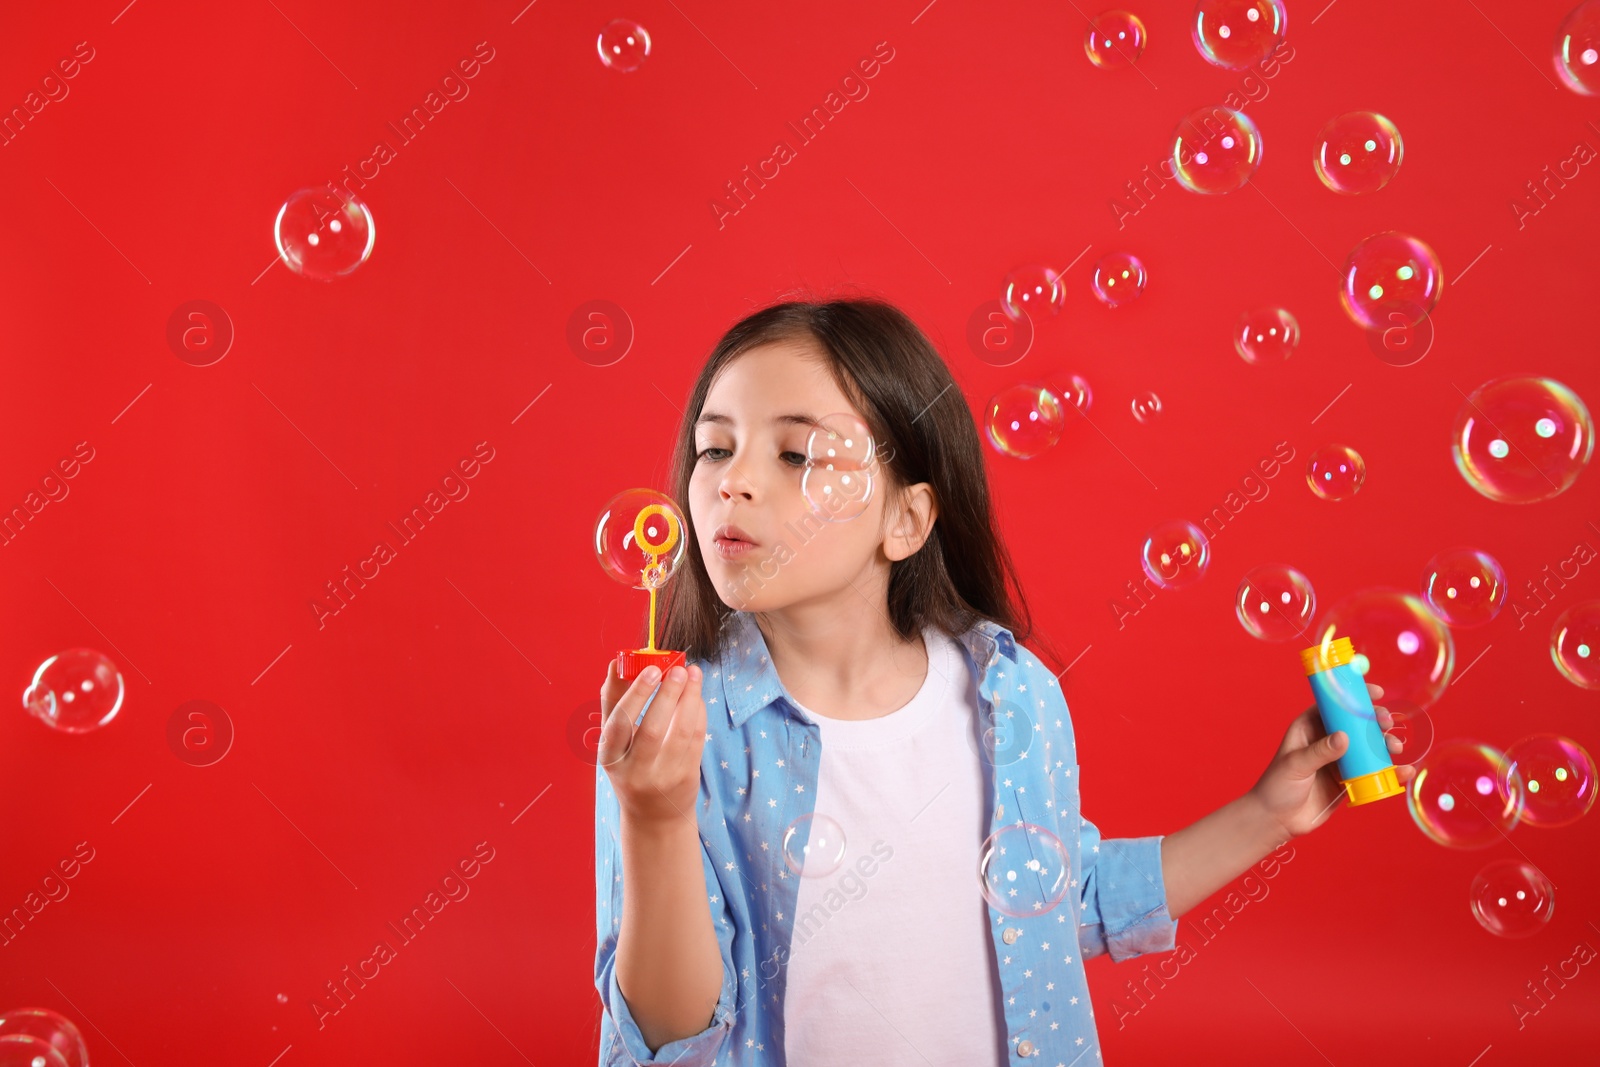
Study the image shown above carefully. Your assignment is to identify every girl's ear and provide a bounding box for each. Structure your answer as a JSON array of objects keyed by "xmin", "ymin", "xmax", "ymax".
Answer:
[{"xmin": 883, "ymin": 482, "xmax": 938, "ymax": 562}]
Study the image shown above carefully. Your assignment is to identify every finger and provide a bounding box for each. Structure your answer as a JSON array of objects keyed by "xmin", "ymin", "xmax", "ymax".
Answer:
[
  {"xmin": 1386, "ymin": 733, "xmax": 1403, "ymax": 754},
  {"xmin": 600, "ymin": 657, "xmax": 629, "ymax": 714},
  {"xmin": 1396, "ymin": 764, "xmax": 1418, "ymax": 787},
  {"xmin": 1375, "ymin": 705, "xmax": 1393, "ymax": 729},
  {"xmin": 1276, "ymin": 707, "xmax": 1321, "ymax": 758},
  {"xmin": 664, "ymin": 664, "xmax": 707, "ymax": 755},
  {"xmin": 1284, "ymin": 729, "xmax": 1348, "ymax": 779},
  {"xmin": 635, "ymin": 665, "xmax": 687, "ymax": 748},
  {"xmin": 1366, "ymin": 682, "xmax": 1385, "ymax": 700}
]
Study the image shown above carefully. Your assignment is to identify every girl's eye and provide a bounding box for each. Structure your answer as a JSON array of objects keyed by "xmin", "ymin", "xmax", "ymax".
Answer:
[
  {"xmin": 781, "ymin": 451, "xmax": 807, "ymax": 466},
  {"xmin": 697, "ymin": 447, "xmax": 730, "ymax": 461},
  {"xmin": 695, "ymin": 448, "xmax": 809, "ymax": 467}
]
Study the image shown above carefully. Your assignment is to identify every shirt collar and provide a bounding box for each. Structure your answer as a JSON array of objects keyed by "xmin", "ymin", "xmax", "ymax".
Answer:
[{"xmin": 715, "ymin": 610, "xmax": 1019, "ymax": 729}]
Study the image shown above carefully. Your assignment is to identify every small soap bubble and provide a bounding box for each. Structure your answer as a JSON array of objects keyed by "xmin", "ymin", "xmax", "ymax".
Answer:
[
  {"xmin": 1451, "ymin": 376, "xmax": 1593, "ymax": 504},
  {"xmin": 1318, "ymin": 589, "xmax": 1455, "ymax": 711},
  {"xmin": 1046, "ymin": 373, "xmax": 1093, "ymax": 415},
  {"xmin": 1422, "ymin": 548, "xmax": 1507, "ymax": 627},
  {"xmin": 1141, "ymin": 520, "xmax": 1211, "ymax": 590},
  {"xmin": 594, "ymin": 489, "xmax": 687, "ymax": 590},
  {"xmin": 1234, "ymin": 307, "xmax": 1299, "ymax": 364},
  {"xmin": 597, "ymin": 19, "xmax": 652, "ymax": 71},
  {"xmin": 1408, "ymin": 741, "xmax": 1523, "ymax": 848},
  {"xmin": 1001, "ymin": 265, "xmax": 1065, "ymax": 321},
  {"xmin": 1507, "ymin": 733, "xmax": 1596, "ymax": 828},
  {"xmin": 1085, "ymin": 10, "xmax": 1148, "ymax": 67},
  {"xmin": 1339, "ymin": 231, "xmax": 1442, "ymax": 330},
  {"xmin": 1193, "ymin": 0, "xmax": 1287, "ymax": 69},
  {"xmin": 802, "ymin": 412, "xmax": 878, "ymax": 520},
  {"xmin": 1470, "ymin": 859, "xmax": 1555, "ymax": 938},
  {"xmin": 1130, "ymin": 391, "xmax": 1163, "ymax": 423},
  {"xmin": 783, "ymin": 813, "xmax": 847, "ymax": 877},
  {"xmin": 986, "ymin": 384, "xmax": 1067, "ymax": 460},
  {"xmin": 0, "ymin": 1007, "xmax": 89, "ymax": 1067},
  {"xmin": 1305, "ymin": 443, "xmax": 1366, "ymax": 501},
  {"xmin": 1234, "ymin": 564, "xmax": 1316, "ymax": 642},
  {"xmin": 274, "ymin": 188, "xmax": 375, "ymax": 281},
  {"xmin": 978, "ymin": 823, "xmax": 1072, "ymax": 917},
  {"xmin": 1172, "ymin": 106, "xmax": 1263, "ymax": 194},
  {"xmin": 23, "ymin": 649, "xmax": 124, "ymax": 733},
  {"xmin": 1556, "ymin": 1, "xmax": 1600, "ymax": 95},
  {"xmin": 1551, "ymin": 600, "xmax": 1600, "ymax": 690},
  {"xmin": 1091, "ymin": 251, "xmax": 1148, "ymax": 307},
  {"xmin": 1314, "ymin": 111, "xmax": 1404, "ymax": 195}
]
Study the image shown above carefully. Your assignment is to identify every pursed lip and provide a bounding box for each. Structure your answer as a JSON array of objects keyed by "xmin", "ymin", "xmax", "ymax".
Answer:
[{"xmin": 713, "ymin": 523, "xmax": 758, "ymax": 545}]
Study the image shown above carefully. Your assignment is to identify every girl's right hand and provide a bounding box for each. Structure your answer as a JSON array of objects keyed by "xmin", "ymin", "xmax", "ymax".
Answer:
[{"xmin": 597, "ymin": 660, "xmax": 708, "ymax": 828}]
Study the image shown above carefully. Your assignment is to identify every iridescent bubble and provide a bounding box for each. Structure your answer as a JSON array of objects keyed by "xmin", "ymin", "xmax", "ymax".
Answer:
[
  {"xmin": 1131, "ymin": 391, "xmax": 1163, "ymax": 423},
  {"xmin": 597, "ymin": 19, "xmax": 652, "ymax": 71},
  {"xmin": 1046, "ymin": 373, "xmax": 1093, "ymax": 415},
  {"xmin": 986, "ymin": 384, "xmax": 1066, "ymax": 460},
  {"xmin": 1002, "ymin": 265, "xmax": 1065, "ymax": 321},
  {"xmin": 1234, "ymin": 564, "xmax": 1316, "ymax": 642},
  {"xmin": 978, "ymin": 823, "xmax": 1072, "ymax": 918},
  {"xmin": 0, "ymin": 1035, "xmax": 70, "ymax": 1067},
  {"xmin": 1314, "ymin": 111, "xmax": 1404, "ymax": 195},
  {"xmin": 23, "ymin": 649, "xmax": 124, "ymax": 733},
  {"xmin": 1470, "ymin": 859, "xmax": 1556, "ymax": 938},
  {"xmin": 0, "ymin": 1007, "xmax": 89, "ymax": 1067},
  {"xmin": 1085, "ymin": 10, "xmax": 1148, "ymax": 67},
  {"xmin": 1383, "ymin": 700, "xmax": 1433, "ymax": 767},
  {"xmin": 1172, "ymin": 106, "xmax": 1263, "ymax": 194},
  {"xmin": 1234, "ymin": 307, "xmax": 1299, "ymax": 364},
  {"xmin": 594, "ymin": 489, "xmax": 687, "ymax": 590},
  {"xmin": 274, "ymin": 188, "xmax": 375, "ymax": 281},
  {"xmin": 1556, "ymin": 1, "xmax": 1600, "ymax": 95},
  {"xmin": 1408, "ymin": 741, "xmax": 1523, "ymax": 848},
  {"xmin": 1507, "ymin": 733, "xmax": 1596, "ymax": 828},
  {"xmin": 1305, "ymin": 443, "xmax": 1366, "ymax": 501},
  {"xmin": 802, "ymin": 412, "xmax": 878, "ymax": 521},
  {"xmin": 1193, "ymin": 0, "xmax": 1287, "ymax": 69},
  {"xmin": 1091, "ymin": 251, "xmax": 1148, "ymax": 307},
  {"xmin": 783, "ymin": 813, "xmax": 847, "ymax": 877},
  {"xmin": 1317, "ymin": 589, "xmax": 1456, "ymax": 710},
  {"xmin": 1141, "ymin": 520, "xmax": 1211, "ymax": 590},
  {"xmin": 1451, "ymin": 376, "xmax": 1594, "ymax": 504},
  {"xmin": 1339, "ymin": 231, "xmax": 1442, "ymax": 329},
  {"xmin": 1422, "ymin": 548, "xmax": 1507, "ymax": 627},
  {"xmin": 1551, "ymin": 601, "xmax": 1600, "ymax": 689}
]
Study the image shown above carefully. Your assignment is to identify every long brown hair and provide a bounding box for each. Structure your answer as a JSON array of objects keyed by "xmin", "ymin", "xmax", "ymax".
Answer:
[{"xmin": 655, "ymin": 296, "xmax": 1059, "ymax": 670}]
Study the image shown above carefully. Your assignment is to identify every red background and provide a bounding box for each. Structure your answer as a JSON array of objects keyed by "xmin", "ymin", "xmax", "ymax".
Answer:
[{"xmin": 1, "ymin": 0, "xmax": 1597, "ymax": 1063}]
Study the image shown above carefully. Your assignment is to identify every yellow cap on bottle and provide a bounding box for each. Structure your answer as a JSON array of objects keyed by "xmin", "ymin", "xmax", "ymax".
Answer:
[
  {"xmin": 1301, "ymin": 636, "xmax": 1354, "ymax": 676},
  {"xmin": 1345, "ymin": 765, "xmax": 1405, "ymax": 806}
]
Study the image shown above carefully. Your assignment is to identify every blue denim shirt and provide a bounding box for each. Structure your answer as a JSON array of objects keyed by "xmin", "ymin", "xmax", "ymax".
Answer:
[{"xmin": 594, "ymin": 610, "xmax": 1178, "ymax": 1065}]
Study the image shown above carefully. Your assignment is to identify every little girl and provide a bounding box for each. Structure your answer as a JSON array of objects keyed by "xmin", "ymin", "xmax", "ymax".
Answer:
[{"xmin": 591, "ymin": 298, "xmax": 1409, "ymax": 1066}]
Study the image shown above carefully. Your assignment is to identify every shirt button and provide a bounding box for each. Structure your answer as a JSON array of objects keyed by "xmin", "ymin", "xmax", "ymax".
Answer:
[
  {"xmin": 1016, "ymin": 1039, "xmax": 1036, "ymax": 1057},
  {"xmin": 1002, "ymin": 927, "xmax": 1021, "ymax": 945}
]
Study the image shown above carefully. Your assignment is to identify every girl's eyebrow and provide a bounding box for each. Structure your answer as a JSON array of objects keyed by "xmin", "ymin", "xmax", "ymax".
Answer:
[{"xmin": 695, "ymin": 411, "xmax": 821, "ymax": 428}]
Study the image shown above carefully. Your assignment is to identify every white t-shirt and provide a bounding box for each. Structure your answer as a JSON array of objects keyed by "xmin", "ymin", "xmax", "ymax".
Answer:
[{"xmin": 781, "ymin": 627, "xmax": 1009, "ymax": 1067}]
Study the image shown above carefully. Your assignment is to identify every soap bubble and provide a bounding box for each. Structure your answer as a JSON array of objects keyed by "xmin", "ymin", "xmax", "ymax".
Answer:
[
  {"xmin": 1141, "ymin": 520, "xmax": 1211, "ymax": 590},
  {"xmin": 0, "ymin": 1008, "xmax": 88, "ymax": 1067},
  {"xmin": 1002, "ymin": 265, "xmax": 1065, "ymax": 321},
  {"xmin": 1507, "ymin": 733, "xmax": 1596, "ymax": 828},
  {"xmin": 1172, "ymin": 106, "xmax": 1263, "ymax": 194},
  {"xmin": 1091, "ymin": 251, "xmax": 1148, "ymax": 307},
  {"xmin": 594, "ymin": 489, "xmax": 687, "ymax": 589},
  {"xmin": 986, "ymin": 384, "xmax": 1067, "ymax": 460},
  {"xmin": 783, "ymin": 813, "xmax": 847, "ymax": 877},
  {"xmin": 1192, "ymin": 0, "xmax": 1287, "ymax": 69},
  {"xmin": 1234, "ymin": 564, "xmax": 1316, "ymax": 642},
  {"xmin": 274, "ymin": 188, "xmax": 375, "ymax": 281},
  {"xmin": 1046, "ymin": 373, "xmax": 1093, "ymax": 415},
  {"xmin": 1422, "ymin": 548, "xmax": 1507, "ymax": 627},
  {"xmin": 1470, "ymin": 860, "xmax": 1556, "ymax": 938},
  {"xmin": 1317, "ymin": 589, "xmax": 1455, "ymax": 710},
  {"xmin": 979, "ymin": 823, "xmax": 1072, "ymax": 917},
  {"xmin": 1383, "ymin": 700, "xmax": 1433, "ymax": 767},
  {"xmin": 1551, "ymin": 601, "xmax": 1600, "ymax": 689},
  {"xmin": 1408, "ymin": 741, "xmax": 1523, "ymax": 848},
  {"xmin": 597, "ymin": 19, "xmax": 652, "ymax": 71},
  {"xmin": 1339, "ymin": 231, "xmax": 1442, "ymax": 329},
  {"xmin": 1085, "ymin": 10, "xmax": 1148, "ymax": 67},
  {"xmin": 23, "ymin": 649, "xmax": 124, "ymax": 733},
  {"xmin": 1556, "ymin": 1, "xmax": 1600, "ymax": 95},
  {"xmin": 1305, "ymin": 443, "xmax": 1366, "ymax": 501},
  {"xmin": 1451, "ymin": 376, "xmax": 1594, "ymax": 504},
  {"xmin": 1234, "ymin": 307, "xmax": 1299, "ymax": 364},
  {"xmin": 803, "ymin": 412, "xmax": 878, "ymax": 520},
  {"xmin": 1130, "ymin": 391, "xmax": 1163, "ymax": 423},
  {"xmin": 1314, "ymin": 111, "xmax": 1404, "ymax": 194}
]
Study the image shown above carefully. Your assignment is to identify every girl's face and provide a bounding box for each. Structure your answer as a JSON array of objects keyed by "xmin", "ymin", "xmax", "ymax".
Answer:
[{"xmin": 688, "ymin": 340, "xmax": 903, "ymax": 613}]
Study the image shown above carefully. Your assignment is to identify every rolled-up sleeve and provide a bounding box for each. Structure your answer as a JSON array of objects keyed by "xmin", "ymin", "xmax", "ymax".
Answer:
[
  {"xmin": 1075, "ymin": 817, "xmax": 1179, "ymax": 962},
  {"xmin": 594, "ymin": 762, "xmax": 738, "ymax": 1066}
]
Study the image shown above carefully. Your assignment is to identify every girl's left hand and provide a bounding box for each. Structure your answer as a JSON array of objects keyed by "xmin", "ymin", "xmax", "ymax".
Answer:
[{"xmin": 1248, "ymin": 682, "xmax": 1418, "ymax": 839}]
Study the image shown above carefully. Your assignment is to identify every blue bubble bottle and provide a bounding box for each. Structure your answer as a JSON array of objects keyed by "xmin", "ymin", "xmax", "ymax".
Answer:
[{"xmin": 1300, "ymin": 636, "xmax": 1407, "ymax": 806}]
